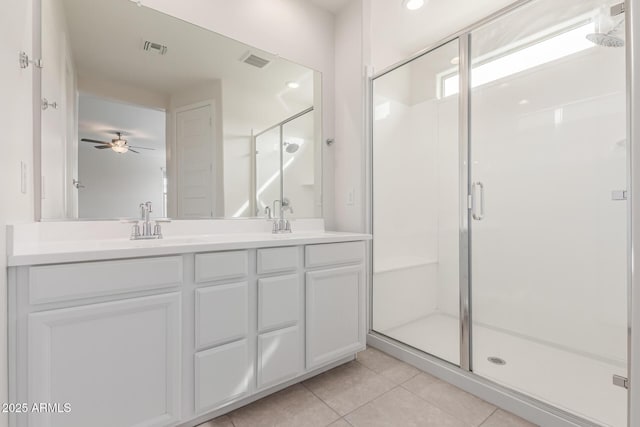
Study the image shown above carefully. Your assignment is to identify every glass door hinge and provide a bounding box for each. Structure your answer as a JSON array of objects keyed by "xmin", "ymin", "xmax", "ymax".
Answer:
[
  {"xmin": 611, "ymin": 190, "xmax": 627, "ymax": 201},
  {"xmin": 611, "ymin": 3, "xmax": 625, "ymax": 16},
  {"xmin": 613, "ymin": 375, "xmax": 628, "ymax": 389},
  {"xmin": 19, "ymin": 52, "xmax": 43, "ymax": 69}
]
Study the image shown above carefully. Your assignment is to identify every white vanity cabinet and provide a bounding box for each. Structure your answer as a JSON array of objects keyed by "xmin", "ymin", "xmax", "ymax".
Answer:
[
  {"xmin": 9, "ymin": 239, "xmax": 368, "ymax": 427},
  {"xmin": 193, "ymin": 250, "xmax": 251, "ymax": 413},
  {"xmin": 305, "ymin": 242, "xmax": 366, "ymax": 369},
  {"xmin": 10, "ymin": 256, "xmax": 184, "ymax": 427},
  {"xmin": 255, "ymin": 247, "xmax": 304, "ymax": 390}
]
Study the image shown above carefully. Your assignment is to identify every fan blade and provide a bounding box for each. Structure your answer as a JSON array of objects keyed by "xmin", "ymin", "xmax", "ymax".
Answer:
[
  {"xmin": 95, "ymin": 145, "xmax": 111, "ymax": 149},
  {"xmin": 129, "ymin": 149, "xmax": 140, "ymax": 154},
  {"xmin": 128, "ymin": 145, "xmax": 155, "ymax": 150},
  {"xmin": 81, "ymin": 138, "xmax": 110, "ymax": 145}
]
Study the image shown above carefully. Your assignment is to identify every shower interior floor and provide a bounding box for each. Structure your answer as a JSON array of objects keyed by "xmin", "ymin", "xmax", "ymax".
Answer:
[{"xmin": 381, "ymin": 313, "xmax": 627, "ymax": 427}]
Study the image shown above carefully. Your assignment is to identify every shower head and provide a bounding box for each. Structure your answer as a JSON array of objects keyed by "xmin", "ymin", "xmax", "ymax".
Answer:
[
  {"xmin": 284, "ymin": 142, "xmax": 299, "ymax": 153},
  {"xmin": 586, "ymin": 32, "xmax": 624, "ymax": 47},
  {"xmin": 587, "ymin": 9, "xmax": 625, "ymax": 48}
]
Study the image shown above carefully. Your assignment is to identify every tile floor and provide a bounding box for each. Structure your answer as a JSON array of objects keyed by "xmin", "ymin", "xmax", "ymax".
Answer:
[
  {"xmin": 384, "ymin": 313, "xmax": 626, "ymax": 426},
  {"xmin": 198, "ymin": 347, "xmax": 537, "ymax": 427}
]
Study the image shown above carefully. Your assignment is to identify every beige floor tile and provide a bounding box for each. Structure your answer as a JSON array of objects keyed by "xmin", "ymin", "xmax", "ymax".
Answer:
[
  {"xmin": 356, "ymin": 347, "xmax": 420, "ymax": 385},
  {"xmin": 228, "ymin": 383, "xmax": 340, "ymax": 427},
  {"xmin": 328, "ymin": 419, "xmax": 352, "ymax": 427},
  {"xmin": 403, "ymin": 373, "xmax": 496, "ymax": 426},
  {"xmin": 197, "ymin": 415, "xmax": 234, "ymax": 427},
  {"xmin": 480, "ymin": 409, "xmax": 538, "ymax": 427},
  {"xmin": 345, "ymin": 387, "xmax": 469, "ymax": 427},
  {"xmin": 303, "ymin": 361, "xmax": 395, "ymax": 416}
]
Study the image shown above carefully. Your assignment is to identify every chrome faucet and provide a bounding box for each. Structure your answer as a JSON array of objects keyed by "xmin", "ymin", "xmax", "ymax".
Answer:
[
  {"xmin": 126, "ymin": 201, "xmax": 170, "ymax": 240},
  {"xmin": 140, "ymin": 201, "xmax": 153, "ymax": 237},
  {"xmin": 271, "ymin": 198, "xmax": 293, "ymax": 234}
]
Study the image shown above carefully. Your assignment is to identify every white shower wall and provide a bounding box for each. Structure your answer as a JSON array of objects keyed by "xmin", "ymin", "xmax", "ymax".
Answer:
[
  {"xmin": 470, "ymin": 46, "xmax": 627, "ymax": 364},
  {"xmin": 373, "ymin": 95, "xmax": 440, "ymax": 331},
  {"xmin": 374, "ymin": 44, "xmax": 627, "ymax": 366}
]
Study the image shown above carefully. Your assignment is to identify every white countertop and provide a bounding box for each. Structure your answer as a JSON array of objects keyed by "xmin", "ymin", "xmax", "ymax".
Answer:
[{"xmin": 7, "ymin": 220, "xmax": 371, "ymax": 266}]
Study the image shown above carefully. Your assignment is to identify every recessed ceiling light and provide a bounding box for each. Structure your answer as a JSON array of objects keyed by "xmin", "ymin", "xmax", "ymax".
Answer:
[
  {"xmin": 450, "ymin": 56, "xmax": 459, "ymax": 65},
  {"xmin": 402, "ymin": 0, "xmax": 425, "ymax": 10},
  {"xmin": 286, "ymin": 81, "xmax": 300, "ymax": 89},
  {"xmin": 518, "ymin": 99, "xmax": 530, "ymax": 105}
]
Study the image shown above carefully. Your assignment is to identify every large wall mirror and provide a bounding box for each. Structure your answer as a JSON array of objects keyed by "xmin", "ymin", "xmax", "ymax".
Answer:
[{"xmin": 39, "ymin": 0, "xmax": 322, "ymax": 220}]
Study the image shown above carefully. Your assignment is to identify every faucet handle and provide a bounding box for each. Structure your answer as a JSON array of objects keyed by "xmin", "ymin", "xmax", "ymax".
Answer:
[
  {"xmin": 121, "ymin": 219, "xmax": 141, "ymax": 239},
  {"xmin": 153, "ymin": 219, "xmax": 171, "ymax": 239}
]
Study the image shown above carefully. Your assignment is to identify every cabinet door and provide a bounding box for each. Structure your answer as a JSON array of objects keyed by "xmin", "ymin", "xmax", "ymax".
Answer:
[
  {"xmin": 28, "ymin": 293, "xmax": 181, "ymax": 427},
  {"xmin": 306, "ymin": 265, "xmax": 365, "ymax": 369}
]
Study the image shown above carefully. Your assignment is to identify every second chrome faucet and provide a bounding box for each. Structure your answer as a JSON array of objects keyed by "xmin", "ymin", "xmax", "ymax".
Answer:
[
  {"xmin": 269, "ymin": 198, "xmax": 293, "ymax": 234},
  {"xmin": 127, "ymin": 201, "xmax": 170, "ymax": 240}
]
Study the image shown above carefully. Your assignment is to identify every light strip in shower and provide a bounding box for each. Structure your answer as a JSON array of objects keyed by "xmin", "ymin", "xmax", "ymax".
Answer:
[{"xmin": 441, "ymin": 21, "xmax": 596, "ymax": 97}]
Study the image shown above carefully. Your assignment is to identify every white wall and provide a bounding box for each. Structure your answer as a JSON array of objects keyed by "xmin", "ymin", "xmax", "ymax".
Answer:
[
  {"xmin": 333, "ymin": 0, "xmax": 365, "ymax": 232},
  {"xmin": 142, "ymin": 0, "xmax": 336, "ymax": 225},
  {"xmin": 79, "ymin": 146, "xmax": 166, "ymax": 218},
  {"xmin": 78, "ymin": 74, "xmax": 170, "ymax": 111},
  {"xmin": 77, "ymin": 95, "xmax": 166, "ymax": 218},
  {"xmin": 0, "ymin": 0, "xmax": 34, "ymax": 426}
]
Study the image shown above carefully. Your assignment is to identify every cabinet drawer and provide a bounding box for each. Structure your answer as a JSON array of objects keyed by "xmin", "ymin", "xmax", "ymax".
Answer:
[
  {"xmin": 305, "ymin": 241, "xmax": 365, "ymax": 268},
  {"xmin": 195, "ymin": 251, "xmax": 248, "ymax": 283},
  {"xmin": 195, "ymin": 340, "xmax": 250, "ymax": 413},
  {"xmin": 258, "ymin": 274, "xmax": 299, "ymax": 332},
  {"xmin": 257, "ymin": 326, "xmax": 301, "ymax": 389},
  {"xmin": 257, "ymin": 247, "xmax": 298, "ymax": 275},
  {"xmin": 195, "ymin": 282, "xmax": 248, "ymax": 349},
  {"xmin": 28, "ymin": 256, "xmax": 183, "ymax": 305}
]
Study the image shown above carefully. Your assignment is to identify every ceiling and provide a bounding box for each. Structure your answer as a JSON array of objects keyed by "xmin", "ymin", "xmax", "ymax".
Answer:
[
  {"xmin": 306, "ymin": 0, "xmax": 352, "ymax": 14},
  {"xmin": 61, "ymin": 0, "xmax": 315, "ymax": 109}
]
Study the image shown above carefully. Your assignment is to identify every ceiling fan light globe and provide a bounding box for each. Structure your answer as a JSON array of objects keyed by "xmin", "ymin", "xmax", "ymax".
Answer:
[{"xmin": 112, "ymin": 145, "xmax": 129, "ymax": 153}]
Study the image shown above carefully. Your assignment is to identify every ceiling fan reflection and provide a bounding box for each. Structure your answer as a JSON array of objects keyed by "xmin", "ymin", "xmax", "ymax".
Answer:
[{"xmin": 80, "ymin": 132, "xmax": 155, "ymax": 154}]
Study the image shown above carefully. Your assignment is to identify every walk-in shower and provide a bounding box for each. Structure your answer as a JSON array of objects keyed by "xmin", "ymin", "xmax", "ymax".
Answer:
[{"xmin": 370, "ymin": 0, "xmax": 629, "ymax": 426}]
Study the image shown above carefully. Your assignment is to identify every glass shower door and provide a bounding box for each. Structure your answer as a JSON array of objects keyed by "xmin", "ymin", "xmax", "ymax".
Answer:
[
  {"xmin": 468, "ymin": 0, "xmax": 628, "ymax": 425},
  {"xmin": 372, "ymin": 39, "xmax": 462, "ymax": 365}
]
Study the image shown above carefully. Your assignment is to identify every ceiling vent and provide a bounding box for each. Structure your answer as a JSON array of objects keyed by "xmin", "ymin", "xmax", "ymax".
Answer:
[
  {"xmin": 142, "ymin": 40, "xmax": 168, "ymax": 55},
  {"xmin": 241, "ymin": 52, "xmax": 271, "ymax": 69}
]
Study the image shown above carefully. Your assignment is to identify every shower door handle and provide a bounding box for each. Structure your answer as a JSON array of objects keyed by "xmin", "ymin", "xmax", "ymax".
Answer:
[{"xmin": 471, "ymin": 182, "xmax": 485, "ymax": 220}]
